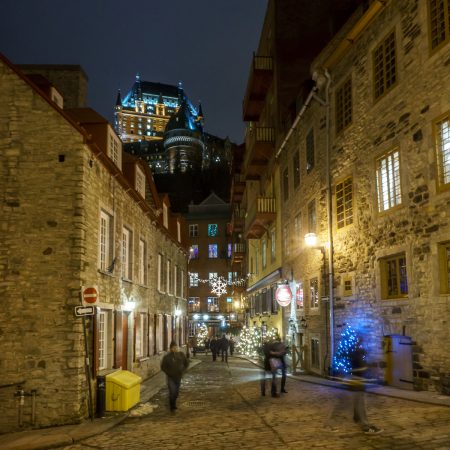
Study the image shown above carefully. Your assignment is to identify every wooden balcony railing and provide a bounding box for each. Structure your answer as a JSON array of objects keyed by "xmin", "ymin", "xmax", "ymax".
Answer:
[{"xmin": 245, "ymin": 196, "xmax": 276, "ymax": 239}]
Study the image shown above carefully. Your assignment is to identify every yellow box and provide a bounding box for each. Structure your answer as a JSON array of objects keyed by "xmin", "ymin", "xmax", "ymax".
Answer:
[{"xmin": 105, "ymin": 370, "xmax": 142, "ymax": 411}]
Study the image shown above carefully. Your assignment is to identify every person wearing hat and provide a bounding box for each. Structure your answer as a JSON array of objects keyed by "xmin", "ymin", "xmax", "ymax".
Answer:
[{"xmin": 161, "ymin": 341, "xmax": 189, "ymax": 412}]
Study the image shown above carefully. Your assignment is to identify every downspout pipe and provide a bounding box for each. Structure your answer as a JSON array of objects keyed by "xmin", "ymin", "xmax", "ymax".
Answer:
[{"xmin": 323, "ymin": 69, "xmax": 335, "ymax": 374}]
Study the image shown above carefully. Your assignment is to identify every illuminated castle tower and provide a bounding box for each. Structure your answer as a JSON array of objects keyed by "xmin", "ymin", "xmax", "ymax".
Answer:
[{"xmin": 115, "ymin": 75, "xmax": 205, "ymax": 174}]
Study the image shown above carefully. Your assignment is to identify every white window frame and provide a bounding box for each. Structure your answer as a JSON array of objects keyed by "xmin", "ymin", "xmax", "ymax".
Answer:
[
  {"xmin": 108, "ymin": 131, "xmax": 122, "ymax": 169},
  {"xmin": 122, "ymin": 227, "xmax": 132, "ymax": 280},
  {"xmin": 135, "ymin": 166, "xmax": 146, "ymax": 198},
  {"xmin": 158, "ymin": 254, "xmax": 163, "ymax": 292},
  {"xmin": 138, "ymin": 239, "xmax": 147, "ymax": 285},
  {"xmin": 189, "ymin": 272, "xmax": 199, "ymax": 287},
  {"xmin": 99, "ymin": 210, "xmax": 113, "ymax": 271},
  {"xmin": 376, "ymin": 149, "xmax": 402, "ymax": 212},
  {"xmin": 166, "ymin": 259, "xmax": 171, "ymax": 294},
  {"xmin": 97, "ymin": 309, "xmax": 113, "ymax": 371},
  {"xmin": 189, "ymin": 224, "xmax": 198, "ymax": 237}
]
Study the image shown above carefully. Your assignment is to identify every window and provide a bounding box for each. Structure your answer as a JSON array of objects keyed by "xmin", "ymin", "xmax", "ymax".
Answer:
[
  {"xmin": 97, "ymin": 310, "xmax": 107, "ymax": 370},
  {"xmin": 310, "ymin": 278, "xmax": 319, "ymax": 308},
  {"xmin": 208, "ymin": 224, "xmax": 218, "ymax": 237},
  {"xmin": 135, "ymin": 166, "xmax": 145, "ymax": 198},
  {"xmin": 429, "ymin": 0, "xmax": 450, "ymax": 50},
  {"xmin": 135, "ymin": 312, "xmax": 148, "ymax": 359},
  {"xmin": 283, "ymin": 167, "xmax": 289, "ymax": 201},
  {"xmin": 308, "ymin": 200, "xmax": 316, "ymax": 233},
  {"xmin": 207, "ymin": 297, "xmax": 219, "ymax": 312},
  {"xmin": 376, "ymin": 149, "xmax": 401, "ymax": 212},
  {"xmin": 373, "ymin": 31, "xmax": 397, "ymax": 99},
  {"xmin": 208, "ymin": 244, "xmax": 218, "ymax": 258},
  {"xmin": 343, "ymin": 276, "xmax": 353, "ymax": 297},
  {"xmin": 434, "ymin": 114, "xmax": 450, "ymax": 187},
  {"xmin": 228, "ymin": 272, "xmax": 237, "ymax": 285},
  {"xmin": 295, "ymin": 213, "xmax": 302, "ymax": 247},
  {"xmin": 166, "ymin": 259, "xmax": 171, "ymax": 294},
  {"xmin": 189, "ymin": 224, "xmax": 198, "ymax": 237},
  {"xmin": 271, "ymin": 228, "xmax": 276, "ymax": 261},
  {"xmin": 380, "ymin": 253, "xmax": 408, "ymax": 299},
  {"xmin": 226, "ymin": 297, "xmax": 233, "ymax": 313},
  {"xmin": 296, "ymin": 282, "xmax": 304, "ymax": 309},
  {"xmin": 188, "ymin": 297, "xmax": 200, "ymax": 313},
  {"xmin": 306, "ymin": 129, "xmax": 315, "ymax": 173},
  {"xmin": 174, "ymin": 265, "xmax": 178, "ymax": 297},
  {"xmin": 283, "ymin": 225, "xmax": 290, "ymax": 257},
  {"xmin": 122, "ymin": 227, "xmax": 132, "ymax": 280},
  {"xmin": 157, "ymin": 254, "xmax": 163, "ymax": 291},
  {"xmin": 138, "ymin": 239, "xmax": 147, "ymax": 285},
  {"xmin": 209, "ymin": 272, "xmax": 218, "ymax": 285},
  {"xmin": 191, "ymin": 244, "xmax": 199, "ymax": 259},
  {"xmin": 336, "ymin": 177, "xmax": 353, "ymax": 228},
  {"xmin": 438, "ymin": 241, "xmax": 450, "ymax": 294},
  {"xmin": 99, "ymin": 210, "xmax": 113, "ymax": 271},
  {"xmin": 293, "ymin": 151, "xmax": 300, "ymax": 189},
  {"xmin": 189, "ymin": 272, "xmax": 199, "ymax": 287},
  {"xmin": 180, "ymin": 270, "xmax": 184, "ymax": 298},
  {"xmin": 108, "ymin": 132, "xmax": 122, "ymax": 169},
  {"xmin": 336, "ymin": 77, "xmax": 352, "ymax": 133},
  {"xmin": 227, "ymin": 243, "xmax": 232, "ymax": 258},
  {"xmin": 311, "ymin": 338, "xmax": 320, "ymax": 369},
  {"xmin": 262, "ymin": 238, "xmax": 267, "ymax": 269}
]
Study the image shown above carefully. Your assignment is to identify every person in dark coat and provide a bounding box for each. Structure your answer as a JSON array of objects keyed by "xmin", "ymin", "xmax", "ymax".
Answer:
[
  {"xmin": 204, "ymin": 337, "xmax": 210, "ymax": 356},
  {"xmin": 260, "ymin": 336, "xmax": 287, "ymax": 397},
  {"xmin": 229, "ymin": 336, "xmax": 235, "ymax": 356},
  {"xmin": 209, "ymin": 336, "xmax": 218, "ymax": 361},
  {"xmin": 270, "ymin": 337, "xmax": 288, "ymax": 394},
  {"xmin": 219, "ymin": 334, "xmax": 230, "ymax": 362},
  {"xmin": 161, "ymin": 341, "xmax": 189, "ymax": 412}
]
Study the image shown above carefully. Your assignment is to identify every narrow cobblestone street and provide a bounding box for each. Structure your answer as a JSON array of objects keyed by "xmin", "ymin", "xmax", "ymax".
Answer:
[{"xmin": 59, "ymin": 356, "xmax": 450, "ymax": 450}]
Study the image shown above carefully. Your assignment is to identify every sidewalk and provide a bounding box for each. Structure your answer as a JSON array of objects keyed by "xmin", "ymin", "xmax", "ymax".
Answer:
[
  {"xmin": 1, "ymin": 356, "xmax": 449, "ymax": 450},
  {"xmin": 0, "ymin": 358, "xmax": 202, "ymax": 450}
]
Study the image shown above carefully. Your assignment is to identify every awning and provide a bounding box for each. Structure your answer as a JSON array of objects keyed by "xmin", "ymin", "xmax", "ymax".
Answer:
[{"xmin": 246, "ymin": 268, "xmax": 283, "ymax": 294}]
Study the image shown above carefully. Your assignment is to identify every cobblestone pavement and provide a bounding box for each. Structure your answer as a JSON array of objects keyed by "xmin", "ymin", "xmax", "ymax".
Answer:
[{"xmin": 59, "ymin": 356, "xmax": 450, "ymax": 450}]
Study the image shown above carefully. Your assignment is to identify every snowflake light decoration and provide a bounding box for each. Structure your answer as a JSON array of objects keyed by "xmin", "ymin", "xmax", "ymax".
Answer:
[{"xmin": 210, "ymin": 276, "xmax": 227, "ymax": 296}]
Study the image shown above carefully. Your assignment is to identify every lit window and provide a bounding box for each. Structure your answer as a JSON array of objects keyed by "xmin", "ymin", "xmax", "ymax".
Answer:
[
  {"xmin": 189, "ymin": 272, "xmax": 199, "ymax": 287},
  {"xmin": 208, "ymin": 224, "xmax": 218, "ymax": 236},
  {"xmin": 191, "ymin": 244, "xmax": 199, "ymax": 259},
  {"xmin": 373, "ymin": 31, "xmax": 397, "ymax": 100},
  {"xmin": 296, "ymin": 282, "xmax": 304, "ymax": 309},
  {"xmin": 336, "ymin": 177, "xmax": 353, "ymax": 228},
  {"xmin": 380, "ymin": 253, "xmax": 408, "ymax": 299},
  {"xmin": 188, "ymin": 297, "xmax": 200, "ymax": 313},
  {"xmin": 209, "ymin": 272, "xmax": 218, "ymax": 285},
  {"xmin": 434, "ymin": 114, "xmax": 450, "ymax": 187},
  {"xmin": 208, "ymin": 244, "xmax": 218, "ymax": 258},
  {"xmin": 207, "ymin": 297, "xmax": 219, "ymax": 312},
  {"xmin": 376, "ymin": 149, "xmax": 402, "ymax": 212},
  {"xmin": 310, "ymin": 278, "xmax": 319, "ymax": 309}
]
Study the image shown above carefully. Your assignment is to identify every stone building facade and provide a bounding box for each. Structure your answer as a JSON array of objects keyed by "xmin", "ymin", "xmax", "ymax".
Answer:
[
  {"xmin": 0, "ymin": 54, "xmax": 188, "ymax": 432},
  {"xmin": 279, "ymin": 0, "xmax": 450, "ymax": 392}
]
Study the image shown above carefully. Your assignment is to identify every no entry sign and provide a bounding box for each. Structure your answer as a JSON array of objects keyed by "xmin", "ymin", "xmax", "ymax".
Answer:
[{"xmin": 82, "ymin": 286, "xmax": 98, "ymax": 305}]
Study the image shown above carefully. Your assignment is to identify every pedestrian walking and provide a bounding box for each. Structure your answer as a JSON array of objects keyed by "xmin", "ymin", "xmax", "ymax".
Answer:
[
  {"xmin": 271, "ymin": 336, "xmax": 288, "ymax": 394},
  {"xmin": 204, "ymin": 337, "xmax": 210, "ymax": 356},
  {"xmin": 229, "ymin": 336, "xmax": 235, "ymax": 356},
  {"xmin": 260, "ymin": 335, "xmax": 287, "ymax": 397},
  {"xmin": 210, "ymin": 336, "xmax": 218, "ymax": 361},
  {"xmin": 325, "ymin": 334, "xmax": 382, "ymax": 434},
  {"xmin": 219, "ymin": 334, "xmax": 229, "ymax": 363},
  {"xmin": 160, "ymin": 341, "xmax": 189, "ymax": 412}
]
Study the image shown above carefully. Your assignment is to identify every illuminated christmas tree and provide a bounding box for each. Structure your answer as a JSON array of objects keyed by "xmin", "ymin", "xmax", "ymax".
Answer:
[
  {"xmin": 236, "ymin": 326, "xmax": 262, "ymax": 357},
  {"xmin": 196, "ymin": 324, "xmax": 208, "ymax": 346},
  {"xmin": 333, "ymin": 325, "xmax": 362, "ymax": 374}
]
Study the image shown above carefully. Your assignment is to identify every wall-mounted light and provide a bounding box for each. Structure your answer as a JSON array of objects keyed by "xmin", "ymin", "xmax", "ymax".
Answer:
[
  {"xmin": 193, "ymin": 314, "xmax": 200, "ymax": 320},
  {"xmin": 175, "ymin": 308, "xmax": 182, "ymax": 317},
  {"xmin": 123, "ymin": 301, "xmax": 136, "ymax": 311},
  {"xmin": 304, "ymin": 232, "xmax": 318, "ymax": 247}
]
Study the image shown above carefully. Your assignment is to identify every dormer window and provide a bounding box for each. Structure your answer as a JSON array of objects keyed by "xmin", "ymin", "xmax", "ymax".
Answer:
[
  {"xmin": 135, "ymin": 166, "xmax": 145, "ymax": 198},
  {"xmin": 108, "ymin": 131, "xmax": 122, "ymax": 169}
]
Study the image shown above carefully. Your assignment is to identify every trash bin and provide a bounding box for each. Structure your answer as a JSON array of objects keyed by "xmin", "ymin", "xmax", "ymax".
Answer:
[
  {"xmin": 105, "ymin": 370, "xmax": 142, "ymax": 412},
  {"xmin": 96, "ymin": 375, "xmax": 106, "ymax": 418}
]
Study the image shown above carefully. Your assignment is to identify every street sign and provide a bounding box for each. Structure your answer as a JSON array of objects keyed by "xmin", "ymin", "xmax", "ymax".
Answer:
[
  {"xmin": 82, "ymin": 286, "xmax": 98, "ymax": 305},
  {"xmin": 75, "ymin": 305, "xmax": 95, "ymax": 317},
  {"xmin": 275, "ymin": 284, "xmax": 292, "ymax": 307}
]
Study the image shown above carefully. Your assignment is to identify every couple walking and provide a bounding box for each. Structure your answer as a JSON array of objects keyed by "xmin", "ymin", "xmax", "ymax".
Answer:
[{"xmin": 260, "ymin": 336, "xmax": 287, "ymax": 397}]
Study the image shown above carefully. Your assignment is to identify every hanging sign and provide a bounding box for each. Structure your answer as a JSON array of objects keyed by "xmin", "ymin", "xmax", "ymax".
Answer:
[{"xmin": 275, "ymin": 284, "xmax": 292, "ymax": 307}]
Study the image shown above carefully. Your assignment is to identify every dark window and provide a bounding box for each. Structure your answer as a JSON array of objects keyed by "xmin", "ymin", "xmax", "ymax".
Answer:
[{"xmin": 306, "ymin": 129, "xmax": 315, "ymax": 173}]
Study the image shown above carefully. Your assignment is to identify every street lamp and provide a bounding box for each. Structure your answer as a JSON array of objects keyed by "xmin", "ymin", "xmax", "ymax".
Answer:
[{"xmin": 304, "ymin": 232, "xmax": 335, "ymax": 375}]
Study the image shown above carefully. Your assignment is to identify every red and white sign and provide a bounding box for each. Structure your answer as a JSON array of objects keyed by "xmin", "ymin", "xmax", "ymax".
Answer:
[
  {"xmin": 82, "ymin": 286, "xmax": 98, "ymax": 305},
  {"xmin": 275, "ymin": 284, "xmax": 292, "ymax": 307}
]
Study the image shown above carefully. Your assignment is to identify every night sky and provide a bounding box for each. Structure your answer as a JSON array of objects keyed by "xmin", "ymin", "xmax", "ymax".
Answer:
[{"xmin": 0, "ymin": 0, "xmax": 267, "ymax": 143}]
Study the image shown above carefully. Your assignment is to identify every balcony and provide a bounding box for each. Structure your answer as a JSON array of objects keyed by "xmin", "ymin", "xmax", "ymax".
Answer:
[
  {"xmin": 231, "ymin": 242, "xmax": 246, "ymax": 266},
  {"xmin": 230, "ymin": 206, "xmax": 245, "ymax": 234},
  {"xmin": 243, "ymin": 126, "xmax": 275, "ymax": 180},
  {"xmin": 245, "ymin": 196, "xmax": 276, "ymax": 239},
  {"xmin": 242, "ymin": 54, "xmax": 273, "ymax": 122}
]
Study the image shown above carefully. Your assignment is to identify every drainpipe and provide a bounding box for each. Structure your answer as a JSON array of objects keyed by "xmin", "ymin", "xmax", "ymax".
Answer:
[{"xmin": 322, "ymin": 70, "xmax": 335, "ymax": 374}]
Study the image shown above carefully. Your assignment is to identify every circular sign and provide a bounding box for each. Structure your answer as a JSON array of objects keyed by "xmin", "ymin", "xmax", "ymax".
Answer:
[
  {"xmin": 275, "ymin": 284, "xmax": 292, "ymax": 307},
  {"xmin": 82, "ymin": 286, "xmax": 98, "ymax": 304}
]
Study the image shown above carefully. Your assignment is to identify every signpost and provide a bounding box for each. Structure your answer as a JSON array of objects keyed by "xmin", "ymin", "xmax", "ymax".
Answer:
[{"xmin": 75, "ymin": 305, "xmax": 95, "ymax": 316}]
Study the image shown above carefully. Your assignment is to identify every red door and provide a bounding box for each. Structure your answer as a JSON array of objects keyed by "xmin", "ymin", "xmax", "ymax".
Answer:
[{"xmin": 115, "ymin": 311, "xmax": 128, "ymax": 369}]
